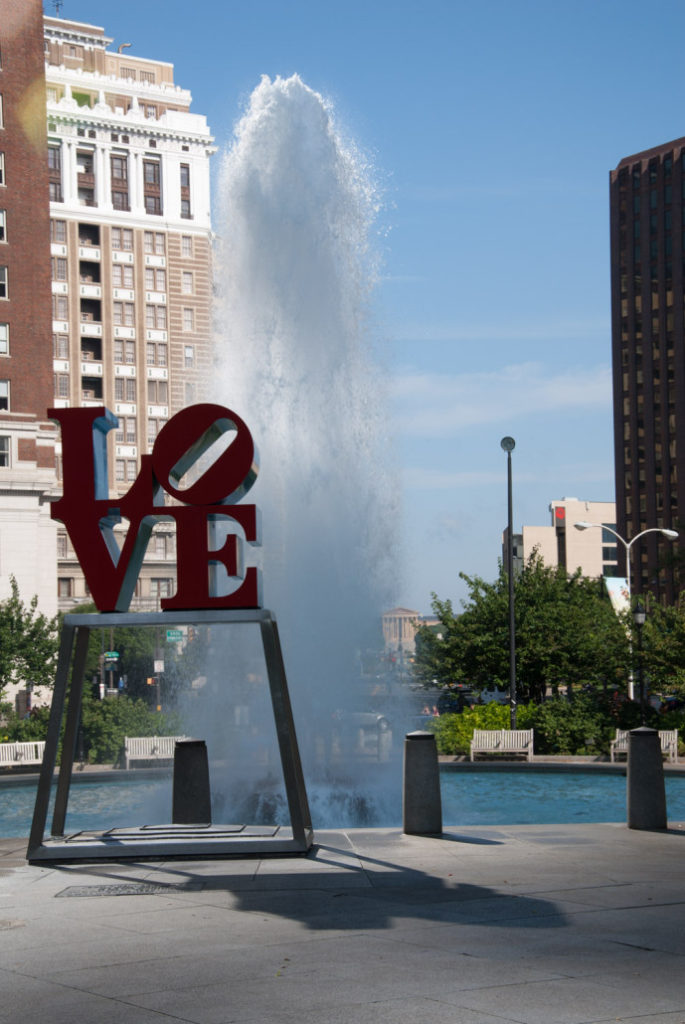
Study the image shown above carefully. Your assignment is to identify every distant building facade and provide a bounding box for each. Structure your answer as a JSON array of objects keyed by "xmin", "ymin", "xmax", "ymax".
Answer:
[
  {"xmin": 505, "ymin": 498, "xmax": 619, "ymax": 578},
  {"xmin": 382, "ymin": 607, "xmax": 439, "ymax": 656},
  {"xmin": 610, "ymin": 138, "xmax": 685, "ymax": 600}
]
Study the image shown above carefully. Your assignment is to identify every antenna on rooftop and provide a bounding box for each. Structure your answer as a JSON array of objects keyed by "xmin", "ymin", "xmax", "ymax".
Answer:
[{"xmin": 52, "ymin": 0, "xmax": 63, "ymax": 16}]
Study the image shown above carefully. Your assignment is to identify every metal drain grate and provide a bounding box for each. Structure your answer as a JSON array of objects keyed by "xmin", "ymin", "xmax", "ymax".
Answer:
[{"xmin": 56, "ymin": 881, "xmax": 203, "ymax": 898}]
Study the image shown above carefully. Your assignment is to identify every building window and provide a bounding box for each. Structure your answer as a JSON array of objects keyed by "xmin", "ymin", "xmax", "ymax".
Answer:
[
  {"xmin": 182, "ymin": 271, "xmax": 193, "ymax": 294},
  {"xmin": 181, "ymin": 235, "xmax": 192, "ymax": 258},
  {"xmin": 120, "ymin": 67, "xmax": 136, "ymax": 80},
  {"xmin": 0, "ymin": 266, "xmax": 7, "ymax": 299},
  {"xmin": 140, "ymin": 70, "xmax": 156, "ymax": 84},
  {"xmin": 48, "ymin": 146, "xmax": 61, "ymax": 172},
  {"xmin": 115, "ymin": 416, "xmax": 137, "ymax": 444},
  {"xmin": 0, "ymin": 379, "xmax": 9, "ymax": 410},
  {"xmin": 0, "ymin": 209, "xmax": 5, "ymax": 243},
  {"xmin": 53, "ymin": 333, "xmax": 68, "ymax": 358},
  {"xmin": 57, "ymin": 533, "xmax": 68, "ymax": 559},
  {"xmin": 52, "ymin": 295, "xmax": 67, "ymax": 320},
  {"xmin": 113, "ymin": 301, "xmax": 135, "ymax": 327},
  {"xmin": 0, "ymin": 435, "xmax": 9, "ymax": 468},
  {"xmin": 0, "ymin": 153, "xmax": 4, "ymax": 186},
  {"xmin": 143, "ymin": 160, "xmax": 160, "ymax": 186},
  {"xmin": 146, "ymin": 341, "xmax": 167, "ymax": 366},
  {"xmin": 144, "ymin": 231, "xmax": 165, "ymax": 256},
  {"xmin": 184, "ymin": 344, "xmax": 195, "ymax": 368},
  {"xmin": 180, "ymin": 198, "xmax": 191, "ymax": 219},
  {"xmin": 147, "ymin": 418, "xmax": 166, "ymax": 446},
  {"xmin": 52, "ymin": 256, "xmax": 67, "ymax": 281},
  {"xmin": 51, "ymin": 219, "xmax": 66, "ymax": 243},
  {"xmin": 145, "ymin": 304, "xmax": 167, "ymax": 330},
  {"xmin": 125, "ymin": 340, "xmax": 135, "ymax": 364},
  {"xmin": 145, "ymin": 195, "xmax": 161, "ymax": 216},
  {"xmin": 0, "ymin": 95, "xmax": 4, "ymax": 129},
  {"xmin": 112, "ymin": 263, "xmax": 133, "ymax": 288},
  {"xmin": 145, "ymin": 267, "xmax": 166, "ymax": 291},
  {"xmin": 182, "ymin": 307, "xmax": 194, "ymax": 332},
  {"xmin": 111, "ymin": 154, "xmax": 127, "ymax": 181},
  {"xmin": 111, "ymin": 227, "xmax": 133, "ymax": 251},
  {"xmin": 114, "ymin": 378, "xmax": 136, "ymax": 402},
  {"xmin": 150, "ymin": 578, "xmax": 173, "ymax": 599},
  {"xmin": 0, "ymin": 323, "xmax": 8, "ymax": 355},
  {"xmin": 115, "ymin": 458, "xmax": 125, "ymax": 482},
  {"xmin": 58, "ymin": 578, "xmax": 73, "ymax": 598},
  {"xmin": 147, "ymin": 379, "xmax": 168, "ymax": 404},
  {"xmin": 54, "ymin": 373, "xmax": 69, "ymax": 398}
]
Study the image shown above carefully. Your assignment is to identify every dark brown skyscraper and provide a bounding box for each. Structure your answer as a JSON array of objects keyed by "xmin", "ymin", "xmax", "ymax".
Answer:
[{"xmin": 610, "ymin": 138, "xmax": 685, "ymax": 601}]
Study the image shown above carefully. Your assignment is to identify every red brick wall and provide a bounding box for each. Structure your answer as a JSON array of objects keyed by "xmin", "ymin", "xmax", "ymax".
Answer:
[{"xmin": 1, "ymin": 0, "xmax": 53, "ymax": 420}]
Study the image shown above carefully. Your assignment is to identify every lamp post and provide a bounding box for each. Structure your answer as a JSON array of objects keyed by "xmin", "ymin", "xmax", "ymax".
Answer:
[
  {"xmin": 633, "ymin": 601, "xmax": 646, "ymax": 725},
  {"xmin": 573, "ymin": 522, "xmax": 678, "ymax": 699},
  {"xmin": 501, "ymin": 436, "xmax": 516, "ymax": 728}
]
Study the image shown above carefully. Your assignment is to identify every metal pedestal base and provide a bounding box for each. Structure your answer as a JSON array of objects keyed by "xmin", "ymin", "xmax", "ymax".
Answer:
[{"xmin": 27, "ymin": 609, "xmax": 313, "ymax": 863}]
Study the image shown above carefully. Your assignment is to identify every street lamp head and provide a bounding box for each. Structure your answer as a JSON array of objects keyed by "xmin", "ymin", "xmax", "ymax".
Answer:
[
  {"xmin": 633, "ymin": 601, "xmax": 646, "ymax": 627},
  {"xmin": 662, "ymin": 529, "xmax": 679, "ymax": 540},
  {"xmin": 500, "ymin": 436, "xmax": 515, "ymax": 453},
  {"xmin": 574, "ymin": 521, "xmax": 593, "ymax": 531}
]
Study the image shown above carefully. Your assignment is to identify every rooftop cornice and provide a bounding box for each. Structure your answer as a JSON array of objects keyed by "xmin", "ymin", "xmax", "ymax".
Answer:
[{"xmin": 45, "ymin": 64, "xmax": 191, "ymax": 104}]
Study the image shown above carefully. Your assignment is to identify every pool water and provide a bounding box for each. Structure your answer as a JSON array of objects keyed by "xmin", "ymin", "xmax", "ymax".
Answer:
[{"xmin": 2, "ymin": 770, "xmax": 685, "ymax": 838}]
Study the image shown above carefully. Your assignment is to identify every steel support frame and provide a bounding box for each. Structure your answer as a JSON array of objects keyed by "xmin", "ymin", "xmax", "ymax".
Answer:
[{"xmin": 27, "ymin": 609, "xmax": 313, "ymax": 862}]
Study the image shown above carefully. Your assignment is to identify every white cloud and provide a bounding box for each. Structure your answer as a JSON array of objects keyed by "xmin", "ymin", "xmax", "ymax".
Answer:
[{"xmin": 390, "ymin": 361, "xmax": 611, "ymax": 438}]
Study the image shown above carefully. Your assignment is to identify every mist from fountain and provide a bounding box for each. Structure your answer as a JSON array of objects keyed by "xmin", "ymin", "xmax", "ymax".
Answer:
[{"xmin": 185, "ymin": 74, "xmax": 405, "ymax": 826}]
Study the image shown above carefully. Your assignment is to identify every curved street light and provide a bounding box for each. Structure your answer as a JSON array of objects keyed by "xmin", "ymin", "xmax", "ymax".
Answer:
[{"xmin": 573, "ymin": 522, "xmax": 678, "ymax": 699}]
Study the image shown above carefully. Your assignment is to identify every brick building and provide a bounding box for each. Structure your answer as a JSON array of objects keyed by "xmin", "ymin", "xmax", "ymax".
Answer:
[
  {"xmin": 610, "ymin": 139, "xmax": 685, "ymax": 600},
  {"xmin": 0, "ymin": 0, "xmax": 59, "ymax": 617}
]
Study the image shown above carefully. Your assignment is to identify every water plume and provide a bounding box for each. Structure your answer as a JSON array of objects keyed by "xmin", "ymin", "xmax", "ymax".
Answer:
[{"xmin": 197, "ymin": 74, "xmax": 402, "ymax": 824}]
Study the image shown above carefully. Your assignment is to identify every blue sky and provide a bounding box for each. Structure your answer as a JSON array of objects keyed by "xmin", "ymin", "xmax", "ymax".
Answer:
[{"xmin": 51, "ymin": 0, "xmax": 685, "ymax": 613}]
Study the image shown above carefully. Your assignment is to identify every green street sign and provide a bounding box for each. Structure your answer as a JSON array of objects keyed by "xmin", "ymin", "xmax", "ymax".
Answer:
[
  {"xmin": 104, "ymin": 651, "xmax": 119, "ymax": 659},
  {"xmin": 166, "ymin": 629, "xmax": 184, "ymax": 642}
]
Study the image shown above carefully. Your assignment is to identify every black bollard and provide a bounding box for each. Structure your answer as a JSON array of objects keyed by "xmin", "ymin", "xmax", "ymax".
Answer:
[
  {"xmin": 172, "ymin": 739, "xmax": 212, "ymax": 825},
  {"xmin": 627, "ymin": 727, "xmax": 667, "ymax": 830},
  {"xmin": 403, "ymin": 730, "xmax": 442, "ymax": 835}
]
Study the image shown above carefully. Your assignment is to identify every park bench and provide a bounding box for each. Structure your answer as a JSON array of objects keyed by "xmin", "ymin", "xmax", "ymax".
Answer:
[
  {"xmin": 123, "ymin": 735, "xmax": 187, "ymax": 769},
  {"xmin": 469, "ymin": 728, "xmax": 534, "ymax": 762},
  {"xmin": 0, "ymin": 740, "xmax": 45, "ymax": 768},
  {"xmin": 610, "ymin": 728, "xmax": 678, "ymax": 763}
]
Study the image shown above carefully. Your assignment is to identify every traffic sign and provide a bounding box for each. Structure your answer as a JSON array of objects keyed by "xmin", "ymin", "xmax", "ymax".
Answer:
[
  {"xmin": 104, "ymin": 651, "xmax": 119, "ymax": 659},
  {"xmin": 166, "ymin": 629, "xmax": 184, "ymax": 642}
]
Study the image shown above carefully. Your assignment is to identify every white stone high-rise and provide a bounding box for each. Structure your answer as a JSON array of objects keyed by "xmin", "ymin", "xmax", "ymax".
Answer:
[{"xmin": 43, "ymin": 15, "xmax": 215, "ymax": 610}]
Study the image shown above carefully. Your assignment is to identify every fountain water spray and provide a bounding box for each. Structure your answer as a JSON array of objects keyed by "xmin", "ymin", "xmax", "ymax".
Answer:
[{"xmin": 188, "ymin": 75, "xmax": 402, "ymax": 825}]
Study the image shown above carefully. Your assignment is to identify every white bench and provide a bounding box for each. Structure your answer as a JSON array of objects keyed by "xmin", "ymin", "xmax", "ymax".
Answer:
[
  {"xmin": 610, "ymin": 729, "xmax": 678, "ymax": 763},
  {"xmin": 0, "ymin": 740, "xmax": 45, "ymax": 768},
  {"xmin": 470, "ymin": 729, "xmax": 534, "ymax": 762},
  {"xmin": 123, "ymin": 735, "xmax": 187, "ymax": 769}
]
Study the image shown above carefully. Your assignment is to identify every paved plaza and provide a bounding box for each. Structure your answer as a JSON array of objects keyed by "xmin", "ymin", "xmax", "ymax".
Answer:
[{"xmin": 1, "ymin": 821, "xmax": 685, "ymax": 1023}]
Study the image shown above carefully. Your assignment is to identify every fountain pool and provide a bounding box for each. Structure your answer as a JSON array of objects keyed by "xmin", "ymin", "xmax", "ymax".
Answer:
[{"xmin": 3, "ymin": 768, "xmax": 685, "ymax": 840}]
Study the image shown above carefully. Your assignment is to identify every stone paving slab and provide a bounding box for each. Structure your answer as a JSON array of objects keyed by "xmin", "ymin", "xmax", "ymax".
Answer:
[{"xmin": 1, "ymin": 824, "xmax": 685, "ymax": 1023}]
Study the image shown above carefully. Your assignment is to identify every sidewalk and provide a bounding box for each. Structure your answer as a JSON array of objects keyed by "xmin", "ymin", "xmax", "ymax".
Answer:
[{"xmin": 2, "ymin": 821, "xmax": 685, "ymax": 1023}]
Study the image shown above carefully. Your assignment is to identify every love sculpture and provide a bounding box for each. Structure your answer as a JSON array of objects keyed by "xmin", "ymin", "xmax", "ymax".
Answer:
[
  {"xmin": 50, "ymin": 403, "xmax": 261, "ymax": 612},
  {"xmin": 28, "ymin": 404, "xmax": 312, "ymax": 863}
]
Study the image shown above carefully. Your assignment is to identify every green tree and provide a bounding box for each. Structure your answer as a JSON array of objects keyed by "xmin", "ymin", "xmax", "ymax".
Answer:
[
  {"xmin": 414, "ymin": 553, "xmax": 629, "ymax": 702},
  {"xmin": 0, "ymin": 577, "xmax": 58, "ymax": 702}
]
